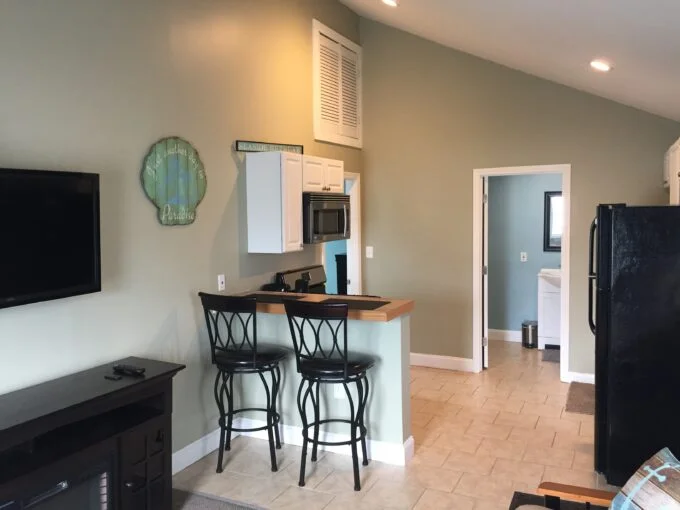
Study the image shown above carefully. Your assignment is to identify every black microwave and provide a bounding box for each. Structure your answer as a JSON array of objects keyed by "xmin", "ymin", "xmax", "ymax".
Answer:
[{"xmin": 303, "ymin": 193, "xmax": 350, "ymax": 244}]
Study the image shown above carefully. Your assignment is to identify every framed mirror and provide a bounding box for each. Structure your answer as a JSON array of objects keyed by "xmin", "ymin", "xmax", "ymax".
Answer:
[{"xmin": 544, "ymin": 191, "xmax": 563, "ymax": 252}]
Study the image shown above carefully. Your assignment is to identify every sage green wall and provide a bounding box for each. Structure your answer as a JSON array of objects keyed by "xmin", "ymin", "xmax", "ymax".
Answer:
[
  {"xmin": 0, "ymin": 0, "xmax": 360, "ymax": 452},
  {"xmin": 360, "ymin": 19, "xmax": 680, "ymax": 374}
]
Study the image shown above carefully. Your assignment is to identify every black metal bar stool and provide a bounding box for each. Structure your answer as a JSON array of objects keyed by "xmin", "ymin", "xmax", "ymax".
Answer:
[
  {"xmin": 199, "ymin": 293, "xmax": 288, "ymax": 473},
  {"xmin": 284, "ymin": 300, "xmax": 376, "ymax": 491}
]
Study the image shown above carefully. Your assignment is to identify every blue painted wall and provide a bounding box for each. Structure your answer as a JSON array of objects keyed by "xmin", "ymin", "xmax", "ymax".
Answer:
[
  {"xmin": 324, "ymin": 180, "xmax": 350, "ymax": 295},
  {"xmin": 488, "ymin": 174, "xmax": 562, "ymax": 331}
]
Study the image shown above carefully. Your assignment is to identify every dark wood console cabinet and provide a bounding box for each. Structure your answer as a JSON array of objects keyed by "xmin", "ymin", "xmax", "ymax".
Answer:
[{"xmin": 0, "ymin": 357, "xmax": 185, "ymax": 510}]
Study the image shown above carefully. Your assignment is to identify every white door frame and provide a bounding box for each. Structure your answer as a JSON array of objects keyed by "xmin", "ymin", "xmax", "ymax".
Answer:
[
  {"xmin": 472, "ymin": 164, "xmax": 572, "ymax": 382},
  {"xmin": 321, "ymin": 172, "xmax": 362, "ymax": 295}
]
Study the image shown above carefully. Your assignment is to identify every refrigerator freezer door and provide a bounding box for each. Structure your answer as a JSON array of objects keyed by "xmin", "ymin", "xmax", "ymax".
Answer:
[{"xmin": 606, "ymin": 206, "xmax": 680, "ymax": 485}]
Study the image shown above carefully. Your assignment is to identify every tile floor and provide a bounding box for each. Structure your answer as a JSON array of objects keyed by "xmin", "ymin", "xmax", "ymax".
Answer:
[{"xmin": 173, "ymin": 341, "xmax": 613, "ymax": 509}]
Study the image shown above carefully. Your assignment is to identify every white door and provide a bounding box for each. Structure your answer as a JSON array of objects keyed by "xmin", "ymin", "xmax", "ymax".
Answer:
[
  {"xmin": 326, "ymin": 160, "xmax": 344, "ymax": 193},
  {"xmin": 282, "ymin": 154, "xmax": 303, "ymax": 252},
  {"xmin": 482, "ymin": 177, "xmax": 489, "ymax": 369},
  {"xmin": 302, "ymin": 156, "xmax": 325, "ymax": 192}
]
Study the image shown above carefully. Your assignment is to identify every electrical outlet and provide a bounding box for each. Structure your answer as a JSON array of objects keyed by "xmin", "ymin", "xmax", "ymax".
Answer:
[
  {"xmin": 520, "ymin": 252, "xmax": 528, "ymax": 262},
  {"xmin": 217, "ymin": 274, "xmax": 226, "ymax": 291},
  {"xmin": 366, "ymin": 246, "xmax": 374, "ymax": 259},
  {"xmin": 334, "ymin": 384, "xmax": 347, "ymax": 400}
]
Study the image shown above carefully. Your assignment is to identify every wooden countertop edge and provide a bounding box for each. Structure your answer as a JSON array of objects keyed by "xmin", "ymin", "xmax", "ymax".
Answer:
[{"xmin": 233, "ymin": 291, "xmax": 414, "ymax": 322}]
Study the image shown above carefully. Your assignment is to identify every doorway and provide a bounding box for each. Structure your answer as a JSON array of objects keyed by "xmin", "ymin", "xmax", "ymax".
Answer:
[
  {"xmin": 322, "ymin": 172, "xmax": 362, "ymax": 295},
  {"xmin": 472, "ymin": 164, "xmax": 572, "ymax": 382}
]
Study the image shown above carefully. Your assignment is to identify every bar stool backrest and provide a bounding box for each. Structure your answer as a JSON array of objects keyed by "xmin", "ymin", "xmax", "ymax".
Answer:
[
  {"xmin": 198, "ymin": 293, "xmax": 257, "ymax": 365},
  {"xmin": 284, "ymin": 300, "xmax": 349, "ymax": 378}
]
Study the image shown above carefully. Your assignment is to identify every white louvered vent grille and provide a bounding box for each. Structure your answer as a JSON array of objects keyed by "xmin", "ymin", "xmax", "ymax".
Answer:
[{"xmin": 313, "ymin": 21, "xmax": 362, "ymax": 148}]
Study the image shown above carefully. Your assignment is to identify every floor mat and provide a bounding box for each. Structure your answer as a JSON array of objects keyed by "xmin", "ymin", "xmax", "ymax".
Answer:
[
  {"xmin": 565, "ymin": 382, "xmax": 595, "ymax": 415},
  {"xmin": 172, "ymin": 489, "xmax": 266, "ymax": 510},
  {"xmin": 542, "ymin": 349, "xmax": 560, "ymax": 363}
]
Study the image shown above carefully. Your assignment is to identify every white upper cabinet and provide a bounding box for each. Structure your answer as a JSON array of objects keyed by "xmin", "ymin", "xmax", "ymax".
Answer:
[
  {"xmin": 246, "ymin": 152, "xmax": 303, "ymax": 254},
  {"xmin": 302, "ymin": 156, "xmax": 344, "ymax": 193}
]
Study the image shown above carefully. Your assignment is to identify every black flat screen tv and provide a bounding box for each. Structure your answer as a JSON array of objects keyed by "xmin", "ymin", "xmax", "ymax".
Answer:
[{"xmin": 0, "ymin": 168, "xmax": 101, "ymax": 309}]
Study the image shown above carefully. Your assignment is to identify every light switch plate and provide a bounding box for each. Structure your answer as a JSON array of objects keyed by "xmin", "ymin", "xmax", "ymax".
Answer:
[
  {"xmin": 520, "ymin": 252, "xmax": 528, "ymax": 262},
  {"xmin": 366, "ymin": 246, "xmax": 374, "ymax": 259},
  {"xmin": 217, "ymin": 274, "xmax": 226, "ymax": 291}
]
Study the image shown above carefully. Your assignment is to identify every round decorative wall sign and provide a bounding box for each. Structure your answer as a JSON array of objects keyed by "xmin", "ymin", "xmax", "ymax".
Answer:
[{"xmin": 141, "ymin": 137, "xmax": 207, "ymax": 226}]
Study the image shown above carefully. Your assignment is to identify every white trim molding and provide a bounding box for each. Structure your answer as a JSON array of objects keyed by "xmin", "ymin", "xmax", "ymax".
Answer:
[
  {"xmin": 488, "ymin": 329, "xmax": 522, "ymax": 342},
  {"xmin": 410, "ymin": 352, "xmax": 475, "ymax": 372},
  {"xmin": 566, "ymin": 372, "xmax": 595, "ymax": 384},
  {"xmin": 472, "ymin": 164, "xmax": 572, "ymax": 381},
  {"xmin": 172, "ymin": 427, "xmax": 225, "ymax": 475},
  {"xmin": 236, "ymin": 418, "xmax": 413, "ymax": 466}
]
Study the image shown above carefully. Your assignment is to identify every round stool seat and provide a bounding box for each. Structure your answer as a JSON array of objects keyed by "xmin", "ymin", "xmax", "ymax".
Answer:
[
  {"xmin": 215, "ymin": 344, "xmax": 289, "ymax": 370},
  {"xmin": 300, "ymin": 352, "xmax": 376, "ymax": 379}
]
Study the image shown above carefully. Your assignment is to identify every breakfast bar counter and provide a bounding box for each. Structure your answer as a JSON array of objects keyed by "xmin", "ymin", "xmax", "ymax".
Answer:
[{"xmin": 230, "ymin": 291, "xmax": 414, "ymax": 466}]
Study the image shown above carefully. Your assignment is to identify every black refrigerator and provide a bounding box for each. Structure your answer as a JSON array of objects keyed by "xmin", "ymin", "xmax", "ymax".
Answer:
[{"xmin": 589, "ymin": 204, "xmax": 680, "ymax": 486}]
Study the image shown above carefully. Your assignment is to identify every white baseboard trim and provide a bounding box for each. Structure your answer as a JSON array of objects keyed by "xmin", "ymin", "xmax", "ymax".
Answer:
[
  {"xmin": 567, "ymin": 372, "xmax": 595, "ymax": 384},
  {"xmin": 172, "ymin": 427, "xmax": 229, "ymax": 475},
  {"xmin": 236, "ymin": 417, "xmax": 413, "ymax": 466},
  {"xmin": 488, "ymin": 329, "xmax": 522, "ymax": 342},
  {"xmin": 410, "ymin": 352, "xmax": 475, "ymax": 372}
]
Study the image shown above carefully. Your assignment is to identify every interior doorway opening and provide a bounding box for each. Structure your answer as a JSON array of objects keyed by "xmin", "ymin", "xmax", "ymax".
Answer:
[
  {"xmin": 473, "ymin": 164, "xmax": 572, "ymax": 382},
  {"xmin": 322, "ymin": 172, "xmax": 362, "ymax": 295}
]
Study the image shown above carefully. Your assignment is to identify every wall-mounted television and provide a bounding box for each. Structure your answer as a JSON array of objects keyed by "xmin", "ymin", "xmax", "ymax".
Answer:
[{"xmin": 0, "ymin": 168, "xmax": 101, "ymax": 309}]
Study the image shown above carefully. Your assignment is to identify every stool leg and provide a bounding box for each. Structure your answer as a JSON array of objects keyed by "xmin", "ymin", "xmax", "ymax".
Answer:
[
  {"xmin": 259, "ymin": 371, "xmax": 278, "ymax": 472},
  {"xmin": 272, "ymin": 366, "xmax": 282, "ymax": 449},
  {"xmin": 311, "ymin": 381, "xmax": 321, "ymax": 462},
  {"xmin": 357, "ymin": 376, "xmax": 369, "ymax": 466},
  {"xmin": 343, "ymin": 382, "xmax": 361, "ymax": 491},
  {"xmin": 224, "ymin": 373, "xmax": 234, "ymax": 452},
  {"xmin": 297, "ymin": 378, "xmax": 312, "ymax": 487},
  {"xmin": 213, "ymin": 371, "xmax": 226, "ymax": 473}
]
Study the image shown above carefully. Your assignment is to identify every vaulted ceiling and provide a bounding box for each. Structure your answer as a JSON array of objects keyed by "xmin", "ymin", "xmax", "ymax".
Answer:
[{"xmin": 341, "ymin": 0, "xmax": 680, "ymax": 121}]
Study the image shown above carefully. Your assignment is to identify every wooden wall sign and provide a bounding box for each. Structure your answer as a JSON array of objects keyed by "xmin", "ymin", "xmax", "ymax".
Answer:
[
  {"xmin": 141, "ymin": 137, "xmax": 207, "ymax": 226},
  {"xmin": 234, "ymin": 140, "xmax": 303, "ymax": 154}
]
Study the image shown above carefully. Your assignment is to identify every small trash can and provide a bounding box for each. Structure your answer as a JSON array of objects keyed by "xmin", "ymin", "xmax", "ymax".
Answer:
[{"xmin": 522, "ymin": 320, "xmax": 538, "ymax": 349}]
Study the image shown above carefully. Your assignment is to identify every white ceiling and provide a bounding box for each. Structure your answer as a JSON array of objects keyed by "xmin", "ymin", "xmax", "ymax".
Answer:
[{"xmin": 341, "ymin": 0, "xmax": 680, "ymax": 121}]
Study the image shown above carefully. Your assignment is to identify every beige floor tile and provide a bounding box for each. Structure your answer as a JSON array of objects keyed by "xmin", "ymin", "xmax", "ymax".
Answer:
[
  {"xmin": 456, "ymin": 406, "xmax": 499, "ymax": 424},
  {"xmin": 276, "ymin": 457, "xmax": 334, "ymax": 489},
  {"xmin": 454, "ymin": 472, "xmax": 529, "ymax": 504},
  {"xmin": 580, "ymin": 421, "xmax": 595, "ymax": 438},
  {"xmin": 413, "ymin": 489, "xmax": 475, "ymax": 510},
  {"xmin": 542, "ymin": 466, "xmax": 600, "ymax": 489},
  {"xmin": 442, "ymin": 450, "xmax": 497, "ymax": 475},
  {"xmin": 494, "ymin": 411, "xmax": 539, "ymax": 429},
  {"xmin": 546, "ymin": 394, "xmax": 568, "ymax": 407},
  {"xmin": 476, "ymin": 437, "xmax": 526, "ymax": 461},
  {"xmin": 472, "ymin": 498, "xmax": 512, "ymax": 510},
  {"xmin": 361, "ymin": 479, "xmax": 426, "ymax": 509},
  {"xmin": 412, "ymin": 412, "xmax": 435, "ymax": 427},
  {"xmin": 508, "ymin": 427, "xmax": 556, "ymax": 447},
  {"xmin": 189, "ymin": 470, "xmax": 289, "ymax": 506},
  {"xmin": 523, "ymin": 444, "xmax": 575, "ymax": 468},
  {"xmin": 406, "ymin": 465, "xmax": 464, "ymax": 492},
  {"xmin": 473, "ymin": 385, "xmax": 513, "ymax": 399},
  {"xmin": 561, "ymin": 410, "xmax": 594, "ymax": 423},
  {"xmin": 535, "ymin": 416, "xmax": 580, "ymax": 435},
  {"xmin": 491, "ymin": 458, "xmax": 545, "ymax": 487},
  {"xmin": 573, "ymin": 451, "xmax": 596, "ymax": 471},
  {"xmin": 421, "ymin": 400, "xmax": 465, "ymax": 417},
  {"xmin": 465, "ymin": 420, "xmax": 512, "ymax": 440},
  {"xmin": 535, "ymin": 381, "xmax": 570, "ymax": 396},
  {"xmin": 433, "ymin": 432, "xmax": 482, "ymax": 454},
  {"xmin": 449, "ymin": 394, "xmax": 489, "ymax": 408},
  {"xmin": 441, "ymin": 382, "xmax": 480, "ymax": 396},
  {"xmin": 411, "ymin": 398, "xmax": 429, "ymax": 414},
  {"xmin": 510, "ymin": 389, "xmax": 548, "ymax": 404},
  {"xmin": 411, "ymin": 378, "xmax": 444, "ymax": 393},
  {"xmin": 268, "ymin": 486, "xmax": 334, "ymax": 509},
  {"xmin": 412, "ymin": 425, "xmax": 440, "ymax": 447},
  {"xmin": 521, "ymin": 402, "xmax": 565, "ymax": 418},
  {"xmin": 434, "ymin": 371, "xmax": 472, "ymax": 385},
  {"xmin": 416, "ymin": 388, "xmax": 453, "ymax": 402},
  {"xmin": 553, "ymin": 432, "xmax": 594, "ymax": 454},
  {"xmin": 312, "ymin": 467, "xmax": 379, "ymax": 495},
  {"xmin": 410, "ymin": 445, "xmax": 452, "ymax": 467},
  {"xmin": 482, "ymin": 397, "xmax": 525, "ymax": 414}
]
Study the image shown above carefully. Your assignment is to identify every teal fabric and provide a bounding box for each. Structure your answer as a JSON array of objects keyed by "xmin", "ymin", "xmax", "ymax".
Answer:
[{"xmin": 611, "ymin": 448, "xmax": 680, "ymax": 509}]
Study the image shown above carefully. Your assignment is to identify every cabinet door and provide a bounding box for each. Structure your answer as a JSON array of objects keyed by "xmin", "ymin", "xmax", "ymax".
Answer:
[
  {"xmin": 302, "ymin": 156, "xmax": 325, "ymax": 192},
  {"xmin": 541, "ymin": 292, "xmax": 561, "ymax": 341},
  {"xmin": 325, "ymin": 159, "xmax": 344, "ymax": 193},
  {"xmin": 282, "ymin": 154, "xmax": 303, "ymax": 252}
]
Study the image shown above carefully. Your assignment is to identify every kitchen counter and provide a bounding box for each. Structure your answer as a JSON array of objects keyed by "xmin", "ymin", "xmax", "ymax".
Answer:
[{"xmin": 234, "ymin": 291, "xmax": 414, "ymax": 322}]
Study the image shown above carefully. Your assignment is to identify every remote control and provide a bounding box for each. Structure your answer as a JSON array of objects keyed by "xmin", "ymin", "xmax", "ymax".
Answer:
[{"xmin": 112, "ymin": 364, "xmax": 146, "ymax": 377}]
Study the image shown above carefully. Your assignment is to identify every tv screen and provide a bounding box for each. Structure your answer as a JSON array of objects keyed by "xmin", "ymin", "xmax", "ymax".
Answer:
[{"xmin": 0, "ymin": 169, "xmax": 101, "ymax": 309}]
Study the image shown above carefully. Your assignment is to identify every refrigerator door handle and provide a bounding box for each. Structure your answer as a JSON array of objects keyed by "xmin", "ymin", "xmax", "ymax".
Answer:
[{"xmin": 588, "ymin": 218, "xmax": 597, "ymax": 334}]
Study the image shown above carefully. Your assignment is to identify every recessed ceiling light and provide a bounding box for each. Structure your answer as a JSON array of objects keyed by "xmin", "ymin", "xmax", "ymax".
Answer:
[
  {"xmin": 382, "ymin": 0, "xmax": 398, "ymax": 6},
  {"xmin": 590, "ymin": 59, "xmax": 612, "ymax": 72}
]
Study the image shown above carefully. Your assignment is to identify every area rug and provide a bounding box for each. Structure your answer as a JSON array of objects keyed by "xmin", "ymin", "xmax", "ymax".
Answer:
[
  {"xmin": 172, "ymin": 489, "xmax": 266, "ymax": 510},
  {"xmin": 565, "ymin": 382, "xmax": 595, "ymax": 415},
  {"xmin": 542, "ymin": 349, "xmax": 560, "ymax": 363}
]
